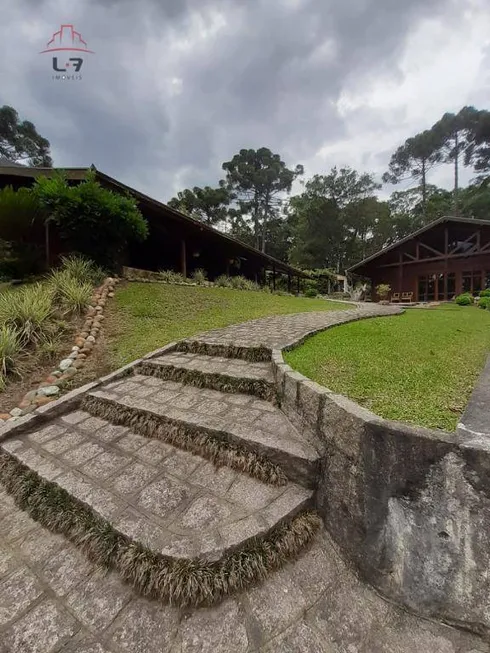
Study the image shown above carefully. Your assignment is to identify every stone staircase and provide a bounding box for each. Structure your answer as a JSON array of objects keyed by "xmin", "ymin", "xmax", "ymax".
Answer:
[{"xmin": 0, "ymin": 342, "xmax": 323, "ymax": 607}]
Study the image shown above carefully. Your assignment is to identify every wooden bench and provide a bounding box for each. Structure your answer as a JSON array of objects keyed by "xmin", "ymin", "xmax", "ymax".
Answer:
[
  {"xmin": 391, "ymin": 292, "xmax": 400, "ymax": 303},
  {"xmin": 401, "ymin": 292, "xmax": 413, "ymax": 303}
]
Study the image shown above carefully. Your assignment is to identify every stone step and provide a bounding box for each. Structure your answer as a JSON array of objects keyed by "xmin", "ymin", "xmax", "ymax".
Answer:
[
  {"xmin": 0, "ymin": 414, "xmax": 313, "ymax": 560},
  {"xmin": 84, "ymin": 375, "xmax": 321, "ymax": 488},
  {"xmin": 136, "ymin": 352, "xmax": 276, "ymax": 401},
  {"xmin": 175, "ymin": 339, "xmax": 272, "ymax": 362},
  {"xmin": 0, "ymin": 411, "xmax": 321, "ymax": 607}
]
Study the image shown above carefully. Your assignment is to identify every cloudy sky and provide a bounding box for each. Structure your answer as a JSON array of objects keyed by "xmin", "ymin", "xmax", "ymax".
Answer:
[{"xmin": 2, "ymin": 0, "xmax": 490, "ymax": 202}]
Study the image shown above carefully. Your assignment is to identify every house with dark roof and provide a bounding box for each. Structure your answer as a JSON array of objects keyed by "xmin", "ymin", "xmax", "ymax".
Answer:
[
  {"xmin": 0, "ymin": 164, "xmax": 306, "ymax": 287},
  {"xmin": 348, "ymin": 216, "xmax": 490, "ymax": 302}
]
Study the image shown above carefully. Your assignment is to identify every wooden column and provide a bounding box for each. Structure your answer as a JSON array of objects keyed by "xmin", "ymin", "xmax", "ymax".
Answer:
[
  {"xmin": 272, "ymin": 266, "xmax": 276, "ymax": 291},
  {"xmin": 297, "ymin": 276, "xmax": 300, "ymax": 294},
  {"xmin": 287, "ymin": 274, "xmax": 291, "ymax": 293},
  {"xmin": 443, "ymin": 226, "xmax": 449, "ymax": 300},
  {"xmin": 180, "ymin": 239, "xmax": 187, "ymax": 278},
  {"xmin": 398, "ymin": 251, "xmax": 403, "ymax": 294}
]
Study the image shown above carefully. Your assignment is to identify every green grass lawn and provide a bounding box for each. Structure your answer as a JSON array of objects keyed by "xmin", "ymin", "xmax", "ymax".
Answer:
[
  {"xmin": 107, "ymin": 283, "xmax": 347, "ymax": 367},
  {"xmin": 284, "ymin": 304, "xmax": 490, "ymax": 432}
]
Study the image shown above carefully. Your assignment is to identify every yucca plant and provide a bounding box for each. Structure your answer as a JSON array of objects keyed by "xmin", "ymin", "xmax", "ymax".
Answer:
[
  {"xmin": 0, "ymin": 325, "xmax": 21, "ymax": 389},
  {"xmin": 191, "ymin": 268, "xmax": 207, "ymax": 285},
  {"xmin": 157, "ymin": 270, "xmax": 185, "ymax": 284},
  {"xmin": 0, "ymin": 284, "xmax": 55, "ymax": 346},
  {"xmin": 57, "ymin": 276, "xmax": 93, "ymax": 314},
  {"xmin": 215, "ymin": 274, "xmax": 233, "ymax": 288},
  {"xmin": 59, "ymin": 255, "xmax": 105, "ymax": 285}
]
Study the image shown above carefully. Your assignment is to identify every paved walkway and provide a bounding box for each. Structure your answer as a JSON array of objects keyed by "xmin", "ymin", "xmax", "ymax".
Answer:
[
  {"xmin": 0, "ymin": 304, "xmax": 487, "ymax": 652},
  {"xmin": 1, "ymin": 492, "xmax": 485, "ymax": 653}
]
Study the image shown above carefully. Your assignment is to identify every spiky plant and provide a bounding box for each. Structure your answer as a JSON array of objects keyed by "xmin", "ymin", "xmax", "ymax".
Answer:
[
  {"xmin": 191, "ymin": 268, "xmax": 207, "ymax": 285},
  {"xmin": 59, "ymin": 254, "xmax": 105, "ymax": 285},
  {"xmin": 0, "ymin": 283, "xmax": 55, "ymax": 346},
  {"xmin": 0, "ymin": 324, "xmax": 21, "ymax": 388}
]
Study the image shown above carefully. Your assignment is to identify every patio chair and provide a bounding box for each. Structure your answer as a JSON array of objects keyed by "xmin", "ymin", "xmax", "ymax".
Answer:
[
  {"xmin": 391, "ymin": 292, "xmax": 400, "ymax": 303},
  {"xmin": 401, "ymin": 291, "xmax": 413, "ymax": 303}
]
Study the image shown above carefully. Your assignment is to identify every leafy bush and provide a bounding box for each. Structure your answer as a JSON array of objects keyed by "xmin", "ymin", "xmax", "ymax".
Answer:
[
  {"xmin": 33, "ymin": 170, "xmax": 148, "ymax": 267},
  {"xmin": 191, "ymin": 268, "xmax": 207, "ymax": 285},
  {"xmin": 215, "ymin": 274, "xmax": 233, "ymax": 288},
  {"xmin": 478, "ymin": 296, "xmax": 490, "ymax": 309},
  {"xmin": 304, "ymin": 288, "xmax": 318, "ymax": 298},
  {"xmin": 375, "ymin": 284, "xmax": 391, "ymax": 300},
  {"xmin": 0, "ymin": 283, "xmax": 55, "ymax": 345},
  {"xmin": 479, "ymin": 289, "xmax": 490, "ymax": 298},
  {"xmin": 0, "ymin": 325, "xmax": 21, "ymax": 389},
  {"xmin": 455, "ymin": 293, "xmax": 473, "ymax": 306}
]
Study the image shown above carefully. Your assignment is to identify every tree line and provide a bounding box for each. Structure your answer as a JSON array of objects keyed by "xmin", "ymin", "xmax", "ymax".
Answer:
[
  {"xmin": 167, "ymin": 106, "xmax": 490, "ymax": 271},
  {"xmin": 3, "ymin": 103, "xmax": 490, "ymax": 272}
]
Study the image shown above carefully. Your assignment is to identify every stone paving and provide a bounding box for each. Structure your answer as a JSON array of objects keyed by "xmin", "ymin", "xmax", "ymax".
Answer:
[
  {"xmin": 2, "ymin": 406, "xmax": 311, "ymax": 560},
  {"xmin": 1, "ymin": 304, "xmax": 487, "ymax": 652},
  {"xmin": 182, "ymin": 304, "xmax": 401, "ymax": 349},
  {"xmin": 0, "ymin": 491, "xmax": 486, "ymax": 653}
]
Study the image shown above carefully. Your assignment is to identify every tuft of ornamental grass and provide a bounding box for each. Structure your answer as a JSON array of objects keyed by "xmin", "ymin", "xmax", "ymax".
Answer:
[
  {"xmin": 191, "ymin": 268, "xmax": 207, "ymax": 285},
  {"xmin": 157, "ymin": 270, "xmax": 186, "ymax": 284},
  {"xmin": 59, "ymin": 254, "xmax": 106, "ymax": 285},
  {"xmin": 0, "ymin": 449, "xmax": 321, "ymax": 607},
  {"xmin": 138, "ymin": 361, "xmax": 276, "ymax": 402},
  {"xmin": 82, "ymin": 394, "xmax": 288, "ymax": 486},
  {"xmin": 0, "ymin": 325, "xmax": 21, "ymax": 389},
  {"xmin": 0, "ymin": 283, "xmax": 55, "ymax": 346}
]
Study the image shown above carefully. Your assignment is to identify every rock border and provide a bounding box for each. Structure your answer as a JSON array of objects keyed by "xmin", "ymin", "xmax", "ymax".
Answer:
[{"xmin": 0, "ymin": 277, "xmax": 120, "ymax": 423}]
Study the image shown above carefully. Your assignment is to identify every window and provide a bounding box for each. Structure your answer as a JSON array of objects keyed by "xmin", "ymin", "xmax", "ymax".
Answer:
[
  {"xmin": 463, "ymin": 271, "xmax": 483, "ymax": 294},
  {"xmin": 447, "ymin": 273, "xmax": 456, "ymax": 300},
  {"xmin": 418, "ymin": 275, "xmax": 435, "ymax": 301}
]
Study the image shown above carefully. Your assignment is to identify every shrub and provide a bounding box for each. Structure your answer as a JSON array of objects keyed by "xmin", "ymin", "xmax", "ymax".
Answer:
[
  {"xmin": 59, "ymin": 255, "xmax": 105, "ymax": 285},
  {"xmin": 479, "ymin": 289, "xmax": 490, "ymax": 298},
  {"xmin": 0, "ymin": 283, "xmax": 54, "ymax": 345},
  {"xmin": 478, "ymin": 296, "xmax": 490, "ymax": 309},
  {"xmin": 215, "ymin": 274, "xmax": 233, "ymax": 288},
  {"xmin": 375, "ymin": 284, "xmax": 391, "ymax": 300},
  {"xmin": 33, "ymin": 170, "xmax": 148, "ymax": 268},
  {"xmin": 191, "ymin": 268, "xmax": 207, "ymax": 285},
  {"xmin": 157, "ymin": 270, "xmax": 186, "ymax": 284},
  {"xmin": 455, "ymin": 293, "xmax": 473, "ymax": 306},
  {"xmin": 0, "ymin": 325, "xmax": 21, "ymax": 389},
  {"xmin": 57, "ymin": 276, "xmax": 93, "ymax": 314},
  {"xmin": 230, "ymin": 275, "xmax": 250, "ymax": 290},
  {"xmin": 304, "ymin": 288, "xmax": 318, "ymax": 298}
]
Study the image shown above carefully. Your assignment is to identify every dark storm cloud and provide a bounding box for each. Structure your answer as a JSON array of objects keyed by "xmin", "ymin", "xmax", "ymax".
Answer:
[{"xmin": 0, "ymin": 0, "xmax": 463, "ymax": 201}]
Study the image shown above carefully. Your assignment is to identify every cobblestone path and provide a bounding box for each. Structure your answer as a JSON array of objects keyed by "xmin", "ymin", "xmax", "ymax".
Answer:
[{"xmin": 0, "ymin": 304, "xmax": 486, "ymax": 652}]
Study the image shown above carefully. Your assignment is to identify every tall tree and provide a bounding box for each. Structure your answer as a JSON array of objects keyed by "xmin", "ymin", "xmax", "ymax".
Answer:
[
  {"xmin": 383, "ymin": 130, "xmax": 442, "ymax": 213},
  {"xmin": 222, "ymin": 147, "xmax": 303, "ymax": 251},
  {"xmin": 465, "ymin": 110, "xmax": 490, "ymax": 177},
  {"xmin": 430, "ymin": 106, "xmax": 481, "ymax": 214},
  {"xmin": 0, "ymin": 105, "xmax": 52, "ymax": 166},
  {"xmin": 289, "ymin": 167, "xmax": 382, "ymax": 270},
  {"xmin": 168, "ymin": 184, "xmax": 230, "ymax": 226}
]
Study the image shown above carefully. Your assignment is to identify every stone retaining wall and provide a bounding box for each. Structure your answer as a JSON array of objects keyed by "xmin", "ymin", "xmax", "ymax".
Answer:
[{"xmin": 272, "ymin": 344, "xmax": 490, "ymax": 637}]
